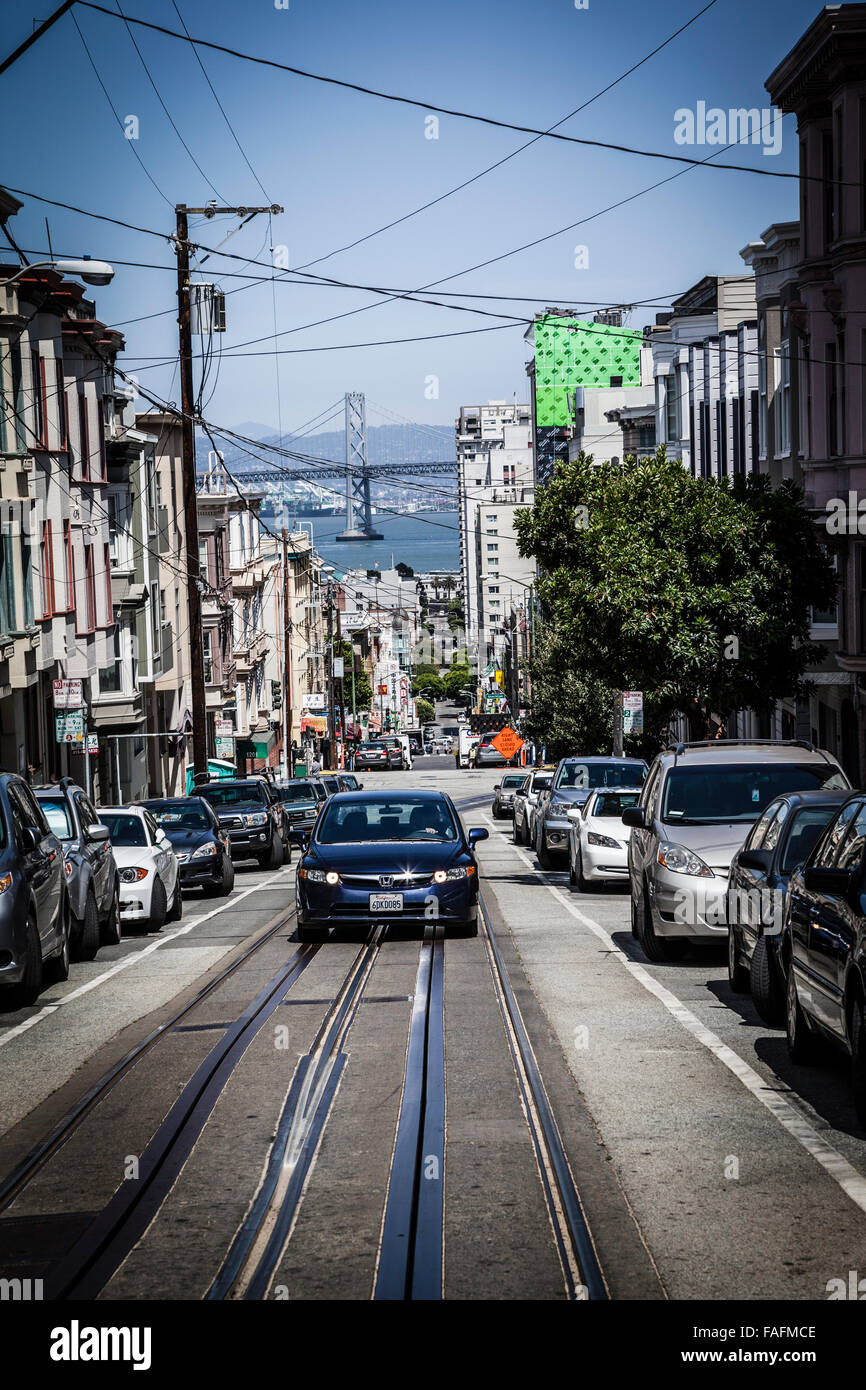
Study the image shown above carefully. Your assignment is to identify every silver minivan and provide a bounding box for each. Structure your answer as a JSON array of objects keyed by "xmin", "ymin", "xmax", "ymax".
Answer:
[{"xmin": 624, "ymin": 740, "xmax": 850, "ymax": 962}]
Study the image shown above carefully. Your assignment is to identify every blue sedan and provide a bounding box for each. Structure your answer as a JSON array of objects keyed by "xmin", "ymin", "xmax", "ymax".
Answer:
[{"xmin": 293, "ymin": 790, "xmax": 488, "ymax": 940}]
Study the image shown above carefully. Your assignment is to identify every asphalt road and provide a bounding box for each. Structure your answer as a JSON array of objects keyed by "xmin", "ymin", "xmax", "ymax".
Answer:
[{"xmin": 1, "ymin": 760, "xmax": 865, "ymax": 1301}]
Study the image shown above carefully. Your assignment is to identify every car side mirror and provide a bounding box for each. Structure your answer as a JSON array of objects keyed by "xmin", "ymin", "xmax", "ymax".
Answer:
[
  {"xmin": 803, "ymin": 865, "xmax": 852, "ymax": 895},
  {"xmin": 357, "ymin": 783, "xmax": 364, "ymax": 790},
  {"xmin": 469, "ymin": 827, "xmax": 489, "ymax": 846},
  {"xmin": 621, "ymin": 806, "xmax": 646, "ymax": 829},
  {"xmin": 21, "ymin": 826, "xmax": 41, "ymax": 851},
  {"xmin": 87, "ymin": 823, "xmax": 110, "ymax": 842},
  {"xmin": 738, "ymin": 848, "xmax": 772, "ymax": 873},
  {"xmin": 290, "ymin": 829, "xmax": 310, "ymax": 848}
]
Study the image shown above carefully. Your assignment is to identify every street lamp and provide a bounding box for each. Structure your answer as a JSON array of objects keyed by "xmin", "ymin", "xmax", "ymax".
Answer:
[{"xmin": 1, "ymin": 257, "xmax": 115, "ymax": 288}]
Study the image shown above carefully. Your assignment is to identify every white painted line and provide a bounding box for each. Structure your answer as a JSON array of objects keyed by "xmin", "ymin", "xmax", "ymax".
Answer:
[
  {"xmin": 481, "ymin": 816, "xmax": 866, "ymax": 1220},
  {"xmin": 0, "ymin": 869, "xmax": 293, "ymax": 1050}
]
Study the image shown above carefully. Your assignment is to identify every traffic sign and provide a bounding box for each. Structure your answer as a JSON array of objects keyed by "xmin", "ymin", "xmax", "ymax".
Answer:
[
  {"xmin": 215, "ymin": 719, "xmax": 234, "ymax": 738},
  {"xmin": 56, "ymin": 710, "xmax": 84, "ymax": 743},
  {"xmin": 71, "ymin": 734, "xmax": 99, "ymax": 756},
  {"xmin": 491, "ymin": 726, "xmax": 524, "ymax": 760},
  {"xmin": 215, "ymin": 736, "xmax": 235, "ymax": 759},
  {"xmin": 53, "ymin": 679, "xmax": 83, "ymax": 709},
  {"xmin": 623, "ymin": 691, "xmax": 644, "ymax": 735}
]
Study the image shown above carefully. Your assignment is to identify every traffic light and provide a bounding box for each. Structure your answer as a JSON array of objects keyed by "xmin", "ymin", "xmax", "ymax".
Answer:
[{"xmin": 271, "ymin": 680, "xmax": 282, "ymax": 710}]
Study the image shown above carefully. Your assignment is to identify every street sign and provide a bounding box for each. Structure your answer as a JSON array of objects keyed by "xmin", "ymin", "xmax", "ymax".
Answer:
[
  {"xmin": 491, "ymin": 727, "xmax": 524, "ymax": 760},
  {"xmin": 71, "ymin": 734, "xmax": 99, "ymax": 756},
  {"xmin": 53, "ymin": 679, "xmax": 83, "ymax": 709},
  {"xmin": 215, "ymin": 719, "xmax": 234, "ymax": 738},
  {"xmin": 306, "ymin": 692, "xmax": 326, "ymax": 711},
  {"xmin": 56, "ymin": 710, "xmax": 84, "ymax": 743},
  {"xmin": 215, "ymin": 736, "xmax": 235, "ymax": 759},
  {"xmin": 332, "ymin": 657, "xmax": 344, "ymax": 678},
  {"xmin": 623, "ymin": 691, "xmax": 644, "ymax": 735},
  {"xmin": 378, "ymin": 684, "xmax": 388, "ymax": 695}
]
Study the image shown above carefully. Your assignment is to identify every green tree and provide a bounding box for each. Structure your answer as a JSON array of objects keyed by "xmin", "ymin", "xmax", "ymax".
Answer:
[
  {"xmin": 340, "ymin": 639, "xmax": 373, "ymax": 712},
  {"xmin": 415, "ymin": 697, "xmax": 435, "ymax": 725},
  {"xmin": 514, "ymin": 449, "xmax": 836, "ymax": 744},
  {"xmin": 444, "ymin": 662, "xmax": 474, "ymax": 704},
  {"xmin": 411, "ymin": 663, "xmax": 444, "ymax": 701}
]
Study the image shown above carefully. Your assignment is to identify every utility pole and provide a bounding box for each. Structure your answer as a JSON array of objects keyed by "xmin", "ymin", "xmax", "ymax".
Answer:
[
  {"xmin": 335, "ymin": 603, "xmax": 346, "ymax": 769},
  {"xmin": 326, "ymin": 585, "xmax": 336, "ymax": 771},
  {"xmin": 281, "ymin": 527, "xmax": 293, "ymax": 775},
  {"xmin": 613, "ymin": 691, "xmax": 624, "ymax": 758},
  {"xmin": 174, "ymin": 201, "xmax": 282, "ymax": 781}
]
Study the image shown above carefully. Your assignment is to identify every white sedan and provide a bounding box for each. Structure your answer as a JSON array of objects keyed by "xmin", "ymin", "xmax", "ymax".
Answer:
[
  {"xmin": 567, "ymin": 787, "xmax": 644, "ymax": 892},
  {"xmin": 99, "ymin": 805, "xmax": 182, "ymax": 930}
]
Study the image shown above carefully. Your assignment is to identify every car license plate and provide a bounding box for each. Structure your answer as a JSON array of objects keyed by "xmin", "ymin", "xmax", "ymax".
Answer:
[{"xmin": 369, "ymin": 893, "xmax": 403, "ymax": 912}]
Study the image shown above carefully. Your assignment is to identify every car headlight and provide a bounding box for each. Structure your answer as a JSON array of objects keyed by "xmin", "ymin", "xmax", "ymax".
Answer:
[
  {"xmin": 434, "ymin": 866, "xmax": 474, "ymax": 882},
  {"xmin": 245, "ymin": 812, "xmax": 269, "ymax": 826},
  {"xmin": 549, "ymin": 796, "xmax": 573, "ymax": 813},
  {"xmin": 299, "ymin": 867, "xmax": 339, "ymax": 884},
  {"xmin": 120, "ymin": 867, "xmax": 149, "ymax": 883},
  {"xmin": 192, "ymin": 842, "xmax": 218, "ymax": 858},
  {"xmin": 0, "ymin": 873, "xmax": 12, "ymax": 894},
  {"xmin": 657, "ymin": 842, "xmax": 714, "ymax": 877},
  {"xmin": 587, "ymin": 831, "xmax": 620, "ymax": 848}
]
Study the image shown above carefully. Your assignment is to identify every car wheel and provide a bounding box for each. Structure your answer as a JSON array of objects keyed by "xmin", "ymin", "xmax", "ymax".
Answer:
[
  {"xmin": 513, "ymin": 817, "xmax": 522, "ymax": 846},
  {"xmin": 14, "ymin": 915, "xmax": 43, "ymax": 1006},
  {"xmin": 298, "ymin": 925, "xmax": 328, "ymax": 942},
  {"xmin": 149, "ymin": 876, "xmax": 167, "ymax": 932},
  {"xmin": 218, "ymin": 855, "xmax": 234, "ymax": 897},
  {"xmin": 536, "ymin": 824, "xmax": 552, "ymax": 870},
  {"xmin": 45, "ymin": 893, "xmax": 71, "ymax": 984},
  {"xmin": 637, "ymin": 879, "xmax": 688, "ymax": 962},
  {"xmin": 750, "ymin": 935, "xmax": 785, "ymax": 1026},
  {"xmin": 850, "ymin": 997, "xmax": 866, "ymax": 1128},
  {"xmin": 73, "ymin": 889, "xmax": 100, "ymax": 962},
  {"xmin": 568, "ymin": 851, "xmax": 576, "ymax": 887},
  {"xmin": 101, "ymin": 878, "xmax": 121, "ymax": 946},
  {"xmin": 168, "ymin": 878, "xmax": 183, "ymax": 922},
  {"xmin": 786, "ymin": 964, "xmax": 824, "ymax": 1065},
  {"xmin": 267, "ymin": 833, "xmax": 284, "ymax": 870},
  {"xmin": 574, "ymin": 848, "xmax": 590, "ymax": 894},
  {"xmin": 727, "ymin": 924, "xmax": 750, "ymax": 993}
]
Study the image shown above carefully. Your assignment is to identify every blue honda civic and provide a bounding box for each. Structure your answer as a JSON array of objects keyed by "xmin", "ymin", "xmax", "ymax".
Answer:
[{"xmin": 292, "ymin": 790, "xmax": 488, "ymax": 940}]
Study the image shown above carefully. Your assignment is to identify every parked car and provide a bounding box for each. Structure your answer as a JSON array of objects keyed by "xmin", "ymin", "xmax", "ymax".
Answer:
[
  {"xmin": 317, "ymin": 774, "xmax": 352, "ymax": 797},
  {"xmin": 784, "ymin": 794, "xmax": 866, "ymax": 1124},
  {"xmin": 354, "ymin": 741, "xmax": 391, "ymax": 772},
  {"xmin": 0, "ymin": 772, "xmax": 68, "ymax": 1004},
  {"xmin": 492, "ymin": 772, "xmax": 529, "ymax": 819},
  {"xmin": 513, "ymin": 768, "xmax": 555, "ymax": 846},
  {"xmin": 293, "ymin": 790, "xmax": 488, "ymax": 940},
  {"xmin": 726, "ymin": 789, "xmax": 850, "ymax": 1023},
  {"xmin": 273, "ymin": 779, "xmax": 326, "ymax": 838},
  {"xmin": 339, "ymin": 774, "xmax": 364, "ymax": 791},
  {"xmin": 138, "ymin": 797, "xmax": 234, "ymax": 897},
  {"xmin": 474, "ymin": 738, "xmax": 508, "ymax": 768},
  {"xmin": 99, "ymin": 805, "xmax": 182, "ymax": 930},
  {"xmin": 196, "ymin": 777, "xmax": 289, "ymax": 868},
  {"xmin": 379, "ymin": 736, "xmax": 408, "ymax": 769},
  {"xmin": 567, "ymin": 786, "xmax": 644, "ymax": 892},
  {"xmin": 535, "ymin": 757, "xmax": 648, "ymax": 869},
  {"xmin": 624, "ymin": 739, "xmax": 849, "ymax": 963},
  {"xmin": 35, "ymin": 778, "xmax": 119, "ymax": 954}
]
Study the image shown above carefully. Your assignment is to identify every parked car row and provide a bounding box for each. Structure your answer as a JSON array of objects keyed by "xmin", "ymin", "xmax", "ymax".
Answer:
[
  {"xmin": 0, "ymin": 766, "xmax": 368, "ymax": 1010},
  {"xmin": 494, "ymin": 737, "xmax": 866, "ymax": 1125}
]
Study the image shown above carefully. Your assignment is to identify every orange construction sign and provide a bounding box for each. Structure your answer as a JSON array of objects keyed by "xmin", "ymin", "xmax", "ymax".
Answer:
[{"xmin": 491, "ymin": 726, "xmax": 524, "ymax": 760}]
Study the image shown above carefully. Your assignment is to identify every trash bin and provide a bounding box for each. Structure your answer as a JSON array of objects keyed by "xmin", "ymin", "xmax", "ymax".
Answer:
[{"xmin": 293, "ymin": 761, "xmax": 308, "ymax": 778}]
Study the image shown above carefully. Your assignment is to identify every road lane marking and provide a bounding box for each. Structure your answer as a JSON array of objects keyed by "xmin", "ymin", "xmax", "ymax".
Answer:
[
  {"xmin": 481, "ymin": 816, "xmax": 866, "ymax": 1221},
  {"xmin": 0, "ymin": 869, "xmax": 293, "ymax": 1050}
]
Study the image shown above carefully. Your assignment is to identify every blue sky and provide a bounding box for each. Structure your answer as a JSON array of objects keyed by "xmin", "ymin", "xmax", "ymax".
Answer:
[{"xmin": 3, "ymin": 0, "xmax": 824, "ymax": 436}]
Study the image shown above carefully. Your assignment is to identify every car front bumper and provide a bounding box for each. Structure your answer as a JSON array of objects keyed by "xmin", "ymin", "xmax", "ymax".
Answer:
[
  {"xmin": 650, "ymin": 866, "xmax": 731, "ymax": 938},
  {"xmin": 577, "ymin": 838, "xmax": 629, "ymax": 880},
  {"xmin": 176, "ymin": 853, "xmax": 223, "ymax": 886},
  {"xmin": 221, "ymin": 828, "xmax": 274, "ymax": 858},
  {"xmin": 297, "ymin": 878, "xmax": 477, "ymax": 925},
  {"xmin": 0, "ymin": 884, "xmax": 33, "ymax": 986},
  {"xmin": 541, "ymin": 816, "xmax": 571, "ymax": 854},
  {"xmin": 119, "ymin": 874, "xmax": 155, "ymax": 921}
]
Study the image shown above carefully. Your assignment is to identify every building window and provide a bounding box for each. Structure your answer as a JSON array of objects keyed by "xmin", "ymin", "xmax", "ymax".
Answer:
[
  {"xmin": 31, "ymin": 352, "xmax": 47, "ymax": 447},
  {"xmin": 203, "ymin": 628, "xmax": 214, "ymax": 684},
  {"xmin": 487, "ymin": 543, "xmax": 498, "ymax": 552},
  {"xmin": 150, "ymin": 581, "xmax": 160, "ymax": 644},
  {"xmin": 99, "ymin": 622, "xmax": 123, "ymax": 693},
  {"xmin": 78, "ymin": 390, "xmax": 90, "ymax": 479},
  {"xmin": 103, "ymin": 544, "xmax": 113, "ymax": 627},
  {"xmin": 799, "ymin": 343, "xmax": 810, "ymax": 458},
  {"xmin": 96, "ymin": 408, "xmax": 106, "ymax": 480},
  {"xmin": 827, "ymin": 341, "xmax": 839, "ymax": 457},
  {"xmin": 20, "ymin": 534, "xmax": 33, "ymax": 627},
  {"xmin": 40, "ymin": 520, "xmax": 55, "ymax": 617},
  {"xmin": 63, "ymin": 521, "xmax": 75, "ymax": 614},
  {"xmin": 82, "ymin": 544, "xmax": 97, "ymax": 631},
  {"xmin": 823, "ymin": 128, "xmax": 835, "ymax": 249},
  {"xmin": 665, "ymin": 373, "xmax": 679, "ymax": 442},
  {"xmin": 758, "ymin": 325, "xmax": 768, "ymax": 458},
  {"xmin": 717, "ymin": 401, "xmax": 727, "ymax": 476},
  {"xmin": 0, "ymin": 529, "xmax": 15, "ymax": 637},
  {"xmin": 56, "ymin": 360, "xmax": 68, "ymax": 452},
  {"xmin": 775, "ymin": 343, "xmax": 791, "ymax": 456},
  {"xmin": 145, "ymin": 455, "xmax": 157, "ymax": 534}
]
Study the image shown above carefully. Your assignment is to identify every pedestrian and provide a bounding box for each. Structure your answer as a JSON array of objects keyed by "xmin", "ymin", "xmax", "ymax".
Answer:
[{"xmin": 310, "ymin": 749, "xmax": 322, "ymax": 775}]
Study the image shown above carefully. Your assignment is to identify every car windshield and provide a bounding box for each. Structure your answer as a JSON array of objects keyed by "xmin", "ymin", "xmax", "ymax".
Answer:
[
  {"xmin": 557, "ymin": 762, "xmax": 647, "ymax": 790},
  {"xmin": 361, "ymin": 742, "xmax": 386, "ymax": 750},
  {"xmin": 200, "ymin": 783, "xmax": 265, "ymax": 809},
  {"xmin": 532, "ymin": 774, "xmax": 552, "ymax": 792},
  {"xmin": 38, "ymin": 797, "xmax": 74, "ymax": 839},
  {"xmin": 101, "ymin": 812, "xmax": 148, "ymax": 847},
  {"xmin": 278, "ymin": 782, "xmax": 318, "ymax": 803},
  {"xmin": 317, "ymin": 796, "xmax": 458, "ymax": 843},
  {"xmin": 147, "ymin": 802, "xmax": 211, "ymax": 831},
  {"xmin": 662, "ymin": 764, "xmax": 849, "ymax": 826},
  {"xmin": 502, "ymin": 775, "xmax": 527, "ymax": 790},
  {"xmin": 780, "ymin": 806, "xmax": 841, "ymax": 873},
  {"xmin": 593, "ymin": 791, "xmax": 642, "ymax": 817}
]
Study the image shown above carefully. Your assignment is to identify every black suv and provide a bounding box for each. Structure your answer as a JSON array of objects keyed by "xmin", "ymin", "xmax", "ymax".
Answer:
[
  {"xmin": 196, "ymin": 777, "xmax": 290, "ymax": 868},
  {"xmin": 35, "ymin": 779, "xmax": 119, "ymax": 957},
  {"xmin": 0, "ymin": 773, "xmax": 68, "ymax": 1004}
]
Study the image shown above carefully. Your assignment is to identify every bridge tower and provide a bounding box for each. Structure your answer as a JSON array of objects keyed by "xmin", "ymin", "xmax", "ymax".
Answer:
[{"xmin": 335, "ymin": 391, "xmax": 384, "ymax": 542}]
